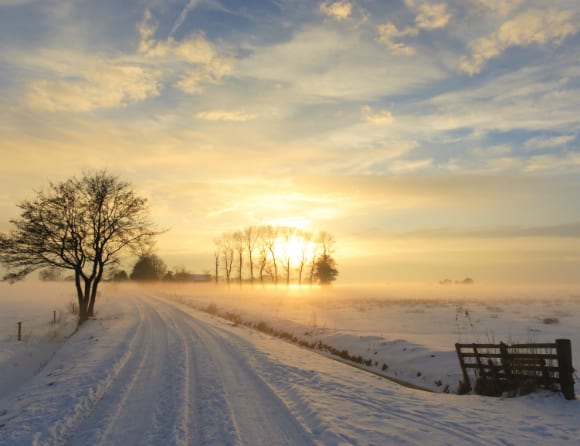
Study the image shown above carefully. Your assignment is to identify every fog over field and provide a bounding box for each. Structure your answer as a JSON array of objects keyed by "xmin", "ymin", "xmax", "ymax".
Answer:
[{"xmin": 1, "ymin": 281, "xmax": 579, "ymax": 445}]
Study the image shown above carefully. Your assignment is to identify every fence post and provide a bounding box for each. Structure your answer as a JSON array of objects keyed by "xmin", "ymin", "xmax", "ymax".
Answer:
[
  {"xmin": 53, "ymin": 310, "xmax": 57, "ymax": 325},
  {"xmin": 556, "ymin": 339, "xmax": 575, "ymax": 400},
  {"xmin": 455, "ymin": 343, "xmax": 471, "ymax": 391},
  {"xmin": 17, "ymin": 321, "xmax": 22, "ymax": 341}
]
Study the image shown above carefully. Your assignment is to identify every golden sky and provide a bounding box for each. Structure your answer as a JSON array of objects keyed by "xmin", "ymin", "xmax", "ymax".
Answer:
[{"xmin": 1, "ymin": 0, "xmax": 580, "ymax": 284}]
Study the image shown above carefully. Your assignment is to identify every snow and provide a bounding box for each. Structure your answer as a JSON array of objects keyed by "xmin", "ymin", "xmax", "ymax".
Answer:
[{"xmin": 0, "ymin": 281, "xmax": 579, "ymax": 445}]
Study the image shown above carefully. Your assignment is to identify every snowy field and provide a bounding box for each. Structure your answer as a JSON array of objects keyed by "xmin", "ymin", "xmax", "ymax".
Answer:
[
  {"xmin": 157, "ymin": 282, "xmax": 580, "ymax": 394},
  {"xmin": 0, "ymin": 281, "xmax": 579, "ymax": 445}
]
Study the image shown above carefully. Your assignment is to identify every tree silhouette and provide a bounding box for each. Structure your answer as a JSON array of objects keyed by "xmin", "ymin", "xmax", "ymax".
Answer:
[
  {"xmin": 313, "ymin": 253, "xmax": 338, "ymax": 285},
  {"xmin": 0, "ymin": 171, "xmax": 160, "ymax": 324},
  {"xmin": 213, "ymin": 225, "xmax": 338, "ymax": 286},
  {"xmin": 130, "ymin": 253, "xmax": 167, "ymax": 281}
]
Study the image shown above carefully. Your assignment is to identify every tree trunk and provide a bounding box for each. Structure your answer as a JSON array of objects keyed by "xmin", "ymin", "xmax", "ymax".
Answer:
[
  {"xmin": 88, "ymin": 280, "xmax": 98, "ymax": 317},
  {"xmin": 75, "ymin": 272, "xmax": 89, "ymax": 326},
  {"xmin": 214, "ymin": 255, "xmax": 219, "ymax": 284},
  {"xmin": 248, "ymin": 252, "xmax": 254, "ymax": 284},
  {"xmin": 88, "ymin": 262, "xmax": 104, "ymax": 317},
  {"xmin": 268, "ymin": 248, "xmax": 278, "ymax": 285}
]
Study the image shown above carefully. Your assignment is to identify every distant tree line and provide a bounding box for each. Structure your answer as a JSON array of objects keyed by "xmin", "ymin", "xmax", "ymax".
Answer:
[
  {"xmin": 105, "ymin": 253, "xmax": 210, "ymax": 283},
  {"xmin": 213, "ymin": 225, "xmax": 338, "ymax": 286}
]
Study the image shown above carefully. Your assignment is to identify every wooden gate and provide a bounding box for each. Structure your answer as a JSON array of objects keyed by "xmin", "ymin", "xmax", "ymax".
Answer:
[{"xmin": 455, "ymin": 339, "xmax": 575, "ymax": 400}]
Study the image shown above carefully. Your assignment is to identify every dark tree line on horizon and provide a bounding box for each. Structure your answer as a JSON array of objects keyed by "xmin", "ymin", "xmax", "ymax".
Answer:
[{"xmin": 213, "ymin": 225, "xmax": 338, "ymax": 286}]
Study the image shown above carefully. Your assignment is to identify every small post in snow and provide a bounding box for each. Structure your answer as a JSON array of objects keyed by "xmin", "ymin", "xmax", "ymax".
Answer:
[
  {"xmin": 17, "ymin": 321, "xmax": 22, "ymax": 341},
  {"xmin": 53, "ymin": 310, "xmax": 57, "ymax": 325}
]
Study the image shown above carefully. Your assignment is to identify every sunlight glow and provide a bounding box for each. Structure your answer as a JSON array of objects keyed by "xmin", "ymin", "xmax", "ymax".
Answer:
[
  {"xmin": 273, "ymin": 232, "xmax": 315, "ymax": 267},
  {"xmin": 267, "ymin": 216, "xmax": 311, "ymax": 230}
]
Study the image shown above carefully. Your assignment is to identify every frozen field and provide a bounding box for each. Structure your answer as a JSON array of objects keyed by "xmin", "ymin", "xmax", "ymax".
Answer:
[
  {"xmin": 0, "ymin": 281, "xmax": 579, "ymax": 445},
  {"xmin": 158, "ymin": 282, "xmax": 580, "ymax": 394}
]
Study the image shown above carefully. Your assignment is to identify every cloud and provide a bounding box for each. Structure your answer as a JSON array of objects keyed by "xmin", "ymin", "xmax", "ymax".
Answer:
[
  {"xmin": 376, "ymin": 22, "xmax": 418, "ymax": 55},
  {"xmin": 390, "ymin": 158, "xmax": 433, "ymax": 173},
  {"xmin": 425, "ymin": 63, "xmax": 580, "ymax": 135},
  {"xmin": 238, "ymin": 26, "xmax": 445, "ymax": 101},
  {"xmin": 26, "ymin": 56, "xmax": 160, "ymax": 112},
  {"xmin": 415, "ymin": 3, "xmax": 451, "ymax": 30},
  {"xmin": 468, "ymin": 0, "xmax": 524, "ymax": 18},
  {"xmin": 400, "ymin": 221, "xmax": 580, "ymax": 239},
  {"xmin": 524, "ymin": 135, "xmax": 576, "ymax": 151},
  {"xmin": 195, "ymin": 110, "xmax": 256, "ymax": 122},
  {"xmin": 19, "ymin": 8, "xmax": 234, "ymax": 111},
  {"xmin": 320, "ymin": 1, "xmax": 352, "ymax": 21},
  {"xmin": 376, "ymin": 2, "xmax": 450, "ymax": 55},
  {"xmin": 460, "ymin": 8, "xmax": 579, "ymax": 74},
  {"xmin": 0, "ymin": 0, "xmax": 35, "ymax": 4},
  {"xmin": 138, "ymin": 9, "xmax": 233, "ymax": 93},
  {"xmin": 173, "ymin": 57, "xmax": 234, "ymax": 93},
  {"xmin": 525, "ymin": 152, "xmax": 580, "ymax": 172},
  {"xmin": 170, "ymin": 0, "xmax": 203, "ymax": 37},
  {"xmin": 361, "ymin": 105, "xmax": 393, "ymax": 125}
]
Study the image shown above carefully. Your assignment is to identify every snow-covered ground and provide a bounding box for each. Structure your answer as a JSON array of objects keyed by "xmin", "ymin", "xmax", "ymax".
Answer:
[{"xmin": 0, "ymin": 281, "xmax": 579, "ymax": 445}]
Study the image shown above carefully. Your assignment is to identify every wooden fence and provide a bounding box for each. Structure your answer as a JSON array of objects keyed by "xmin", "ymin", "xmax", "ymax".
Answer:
[{"xmin": 455, "ymin": 339, "xmax": 575, "ymax": 400}]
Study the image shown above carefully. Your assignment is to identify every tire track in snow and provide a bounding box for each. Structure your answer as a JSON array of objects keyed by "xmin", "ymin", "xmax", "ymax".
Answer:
[
  {"xmin": 178, "ymin": 305, "xmax": 511, "ymax": 446},
  {"xmin": 147, "ymin": 302, "xmax": 194, "ymax": 445},
  {"xmin": 146, "ymin": 295, "xmax": 313, "ymax": 445},
  {"xmin": 65, "ymin": 297, "xmax": 170, "ymax": 445}
]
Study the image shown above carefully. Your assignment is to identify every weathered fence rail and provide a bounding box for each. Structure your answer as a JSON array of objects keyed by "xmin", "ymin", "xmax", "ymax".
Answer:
[{"xmin": 455, "ymin": 339, "xmax": 575, "ymax": 400}]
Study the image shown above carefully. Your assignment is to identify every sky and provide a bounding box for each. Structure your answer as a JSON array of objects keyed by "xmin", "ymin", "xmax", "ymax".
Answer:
[{"xmin": 1, "ymin": 0, "xmax": 580, "ymax": 285}]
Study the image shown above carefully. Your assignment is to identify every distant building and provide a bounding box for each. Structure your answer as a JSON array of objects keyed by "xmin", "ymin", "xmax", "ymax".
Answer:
[{"xmin": 189, "ymin": 273, "xmax": 212, "ymax": 283}]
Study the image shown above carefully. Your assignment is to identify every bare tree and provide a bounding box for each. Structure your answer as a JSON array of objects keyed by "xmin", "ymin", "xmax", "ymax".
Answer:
[
  {"xmin": 0, "ymin": 171, "xmax": 160, "ymax": 325},
  {"xmin": 278, "ymin": 227, "xmax": 294, "ymax": 286},
  {"xmin": 317, "ymin": 231, "xmax": 336, "ymax": 257},
  {"xmin": 262, "ymin": 225, "xmax": 279, "ymax": 285},
  {"xmin": 213, "ymin": 238, "xmax": 221, "ymax": 284},
  {"xmin": 233, "ymin": 230, "xmax": 244, "ymax": 284},
  {"xmin": 212, "ymin": 225, "xmax": 338, "ymax": 287},
  {"xmin": 256, "ymin": 227, "xmax": 270, "ymax": 284},
  {"xmin": 221, "ymin": 233, "xmax": 234, "ymax": 284},
  {"xmin": 296, "ymin": 230, "xmax": 312, "ymax": 286},
  {"xmin": 307, "ymin": 242, "xmax": 321, "ymax": 285},
  {"xmin": 243, "ymin": 226, "xmax": 258, "ymax": 284}
]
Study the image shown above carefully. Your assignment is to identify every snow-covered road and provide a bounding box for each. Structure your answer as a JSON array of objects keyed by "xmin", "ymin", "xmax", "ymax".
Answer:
[
  {"xmin": 68, "ymin": 295, "xmax": 311, "ymax": 445},
  {"xmin": 1, "ymin": 292, "xmax": 578, "ymax": 445}
]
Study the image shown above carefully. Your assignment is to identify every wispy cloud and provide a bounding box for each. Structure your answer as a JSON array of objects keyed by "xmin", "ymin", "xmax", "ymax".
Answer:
[
  {"xmin": 524, "ymin": 135, "xmax": 576, "ymax": 151},
  {"xmin": 390, "ymin": 158, "xmax": 433, "ymax": 173},
  {"xmin": 195, "ymin": 110, "xmax": 256, "ymax": 122},
  {"xmin": 460, "ymin": 8, "xmax": 579, "ymax": 74},
  {"xmin": 414, "ymin": 3, "xmax": 451, "ymax": 30},
  {"xmin": 399, "ymin": 221, "xmax": 580, "ymax": 239},
  {"xmin": 468, "ymin": 0, "xmax": 523, "ymax": 18},
  {"xmin": 238, "ymin": 25, "xmax": 445, "ymax": 101},
  {"xmin": 525, "ymin": 152, "xmax": 580, "ymax": 172},
  {"xmin": 361, "ymin": 105, "xmax": 393, "ymax": 125},
  {"xmin": 376, "ymin": 2, "xmax": 451, "ymax": 55},
  {"xmin": 376, "ymin": 22, "xmax": 418, "ymax": 56},
  {"xmin": 25, "ymin": 53, "xmax": 160, "ymax": 112},
  {"xmin": 169, "ymin": 0, "xmax": 203, "ymax": 38},
  {"xmin": 319, "ymin": 1, "xmax": 352, "ymax": 21},
  {"xmin": 138, "ymin": 9, "xmax": 233, "ymax": 93}
]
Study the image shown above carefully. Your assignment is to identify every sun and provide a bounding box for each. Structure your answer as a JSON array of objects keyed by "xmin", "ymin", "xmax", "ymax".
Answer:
[{"xmin": 273, "ymin": 232, "xmax": 314, "ymax": 266}]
